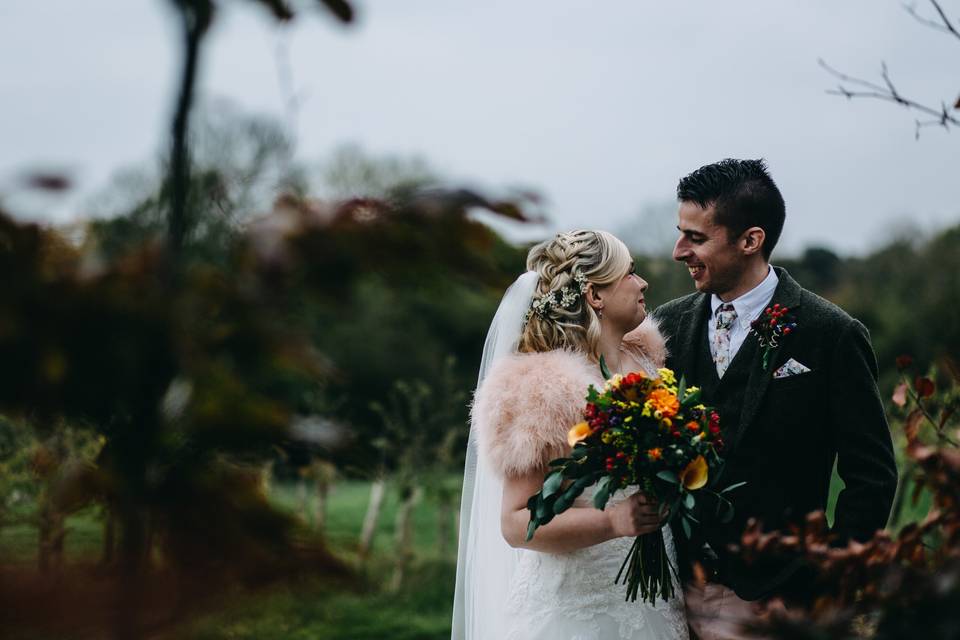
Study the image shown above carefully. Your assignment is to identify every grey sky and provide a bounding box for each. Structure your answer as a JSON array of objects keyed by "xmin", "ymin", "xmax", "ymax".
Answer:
[{"xmin": 1, "ymin": 0, "xmax": 957, "ymax": 256}]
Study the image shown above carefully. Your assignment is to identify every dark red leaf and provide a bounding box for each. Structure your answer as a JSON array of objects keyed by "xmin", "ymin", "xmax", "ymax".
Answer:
[
  {"xmin": 252, "ymin": 0, "xmax": 294, "ymax": 21},
  {"xmin": 896, "ymin": 355, "xmax": 913, "ymax": 371},
  {"xmin": 25, "ymin": 173, "xmax": 71, "ymax": 192},
  {"xmin": 915, "ymin": 376, "xmax": 935, "ymax": 398},
  {"xmin": 904, "ymin": 408, "xmax": 924, "ymax": 445},
  {"xmin": 319, "ymin": 0, "xmax": 353, "ymax": 22}
]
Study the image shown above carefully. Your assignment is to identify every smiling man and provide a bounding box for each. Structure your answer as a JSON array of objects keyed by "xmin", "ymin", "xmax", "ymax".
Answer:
[{"xmin": 653, "ymin": 159, "xmax": 898, "ymax": 640}]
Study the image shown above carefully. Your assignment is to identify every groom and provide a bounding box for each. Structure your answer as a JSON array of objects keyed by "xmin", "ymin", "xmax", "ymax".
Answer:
[{"xmin": 653, "ymin": 159, "xmax": 898, "ymax": 639}]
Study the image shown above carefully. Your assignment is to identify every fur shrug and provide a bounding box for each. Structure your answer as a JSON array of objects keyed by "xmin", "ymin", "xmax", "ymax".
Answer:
[{"xmin": 472, "ymin": 318, "xmax": 667, "ymax": 479}]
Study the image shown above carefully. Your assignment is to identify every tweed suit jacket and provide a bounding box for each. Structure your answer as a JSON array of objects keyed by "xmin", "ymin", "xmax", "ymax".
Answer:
[{"xmin": 653, "ymin": 267, "xmax": 898, "ymax": 601}]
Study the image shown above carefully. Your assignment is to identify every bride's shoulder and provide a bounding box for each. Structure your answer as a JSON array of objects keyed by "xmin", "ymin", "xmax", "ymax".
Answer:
[
  {"xmin": 621, "ymin": 317, "xmax": 667, "ymax": 370},
  {"xmin": 473, "ymin": 349, "xmax": 597, "ymax": 479}
]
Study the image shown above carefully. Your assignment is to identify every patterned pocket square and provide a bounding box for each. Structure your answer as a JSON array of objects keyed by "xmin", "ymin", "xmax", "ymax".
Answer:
[{"xmin": 773, "ymin": 358, "xmax": 812, "ymax": 379}]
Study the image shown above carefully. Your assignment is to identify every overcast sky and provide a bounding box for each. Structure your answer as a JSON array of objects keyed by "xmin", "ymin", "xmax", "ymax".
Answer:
[{"xmin": 1, "ymin": 0, "xmax": 957, "ymax": 256}]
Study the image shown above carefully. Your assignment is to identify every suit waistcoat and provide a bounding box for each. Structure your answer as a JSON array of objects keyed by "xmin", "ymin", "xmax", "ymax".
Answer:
[{"xmin": 695, "ymin": 322, "xmax": 756, "ymax": 442}]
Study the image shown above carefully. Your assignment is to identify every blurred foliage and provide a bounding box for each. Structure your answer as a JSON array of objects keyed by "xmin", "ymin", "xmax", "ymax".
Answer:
[{"xmin": 736, "ymin": 356, "xmax": 960, "ymax": 640}]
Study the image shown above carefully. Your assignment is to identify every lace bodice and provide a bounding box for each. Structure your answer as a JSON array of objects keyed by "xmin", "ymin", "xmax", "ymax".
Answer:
[{"xmin": 502, "ymin": 488, "xmax": 689, "ymax": 640}]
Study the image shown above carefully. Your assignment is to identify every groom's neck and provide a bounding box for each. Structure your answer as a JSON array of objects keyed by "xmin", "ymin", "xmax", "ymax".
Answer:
[{"xmin": 717, "ymin": 260, "xmax": 771, "ymax": 303}]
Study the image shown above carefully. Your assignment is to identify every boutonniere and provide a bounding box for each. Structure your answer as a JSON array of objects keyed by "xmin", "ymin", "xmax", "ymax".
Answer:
[{"xmin": 749, "ymin": 304, "xmax": 797, "ymax": 370}]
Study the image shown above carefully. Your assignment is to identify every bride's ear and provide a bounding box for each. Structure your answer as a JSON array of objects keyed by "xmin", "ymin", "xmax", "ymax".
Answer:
[{"xmin": 585, "ymin": 283, "xmax": 603, "ymax": 313}]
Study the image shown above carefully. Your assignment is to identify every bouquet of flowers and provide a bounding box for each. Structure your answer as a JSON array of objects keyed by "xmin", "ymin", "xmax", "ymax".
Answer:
[{"xmin": 525, "ymin": 366, "xmax": 740, "ymax": 605}]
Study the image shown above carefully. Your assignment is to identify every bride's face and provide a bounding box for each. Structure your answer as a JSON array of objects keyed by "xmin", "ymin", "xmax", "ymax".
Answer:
[{"xmin": 595, "ymin": 263, "xmax": 648, "ymax": 332}]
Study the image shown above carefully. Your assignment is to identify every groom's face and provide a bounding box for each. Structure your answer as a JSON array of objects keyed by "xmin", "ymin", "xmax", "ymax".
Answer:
[{"xmin": 673, "ymin": 202, "xmax": 745, "ymax": 297}]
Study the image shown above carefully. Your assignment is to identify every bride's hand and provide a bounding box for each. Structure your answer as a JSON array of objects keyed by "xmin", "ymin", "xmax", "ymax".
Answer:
[{"xmin": 607, "ymin": 492, "xmax": 668, "ymax": 537}]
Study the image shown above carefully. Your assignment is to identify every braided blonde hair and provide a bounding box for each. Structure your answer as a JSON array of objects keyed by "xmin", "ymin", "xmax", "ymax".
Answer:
[{"xmin": 518, "ymin": 230, "xmax": 633, "ymax": 358}]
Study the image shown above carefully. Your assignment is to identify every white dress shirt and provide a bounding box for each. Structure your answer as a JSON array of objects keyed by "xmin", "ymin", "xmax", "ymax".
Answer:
[{"xmin": 708, "ymin": 266, "xmax": 779, "ymax": 364}]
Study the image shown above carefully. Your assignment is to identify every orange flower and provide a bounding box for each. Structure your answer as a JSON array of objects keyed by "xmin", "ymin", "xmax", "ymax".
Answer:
[
  {"xmin": 647, "ymin": 447, "xmax": 663, "ymax": 461},
  {"xmin": 685, "ymin": 421, "xmax": 700, "ymax": 432},
  {"xmin": 647, "ymin": 388, "xmax": 680, "ymax": 418},
  {"xmin": 679, "ymin": 455, "xmax": 709, "ymax": 490},
  {"xmin": 568, "ymin": 421, "xmax": 592, "ymax": 447}
]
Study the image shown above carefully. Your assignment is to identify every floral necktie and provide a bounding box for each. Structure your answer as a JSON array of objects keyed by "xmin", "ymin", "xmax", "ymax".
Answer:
[{"xmin": 714, "ymin": 303, "xmax": 738, "ymax": 378}]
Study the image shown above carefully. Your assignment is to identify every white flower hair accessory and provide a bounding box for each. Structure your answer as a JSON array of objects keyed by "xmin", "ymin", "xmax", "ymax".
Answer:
[{"xmin": 523, "ymin": 270, "xmax": 589, "ymax": 326}]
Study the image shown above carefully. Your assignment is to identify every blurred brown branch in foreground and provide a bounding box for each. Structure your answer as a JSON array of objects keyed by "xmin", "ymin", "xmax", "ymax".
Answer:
[{"xmin": 728, "ymin": 356, "xmax": 960, "ymax": 639}]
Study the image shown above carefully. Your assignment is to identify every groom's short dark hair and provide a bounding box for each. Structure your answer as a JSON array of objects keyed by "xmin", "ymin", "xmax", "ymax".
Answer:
[{"xmin": 676, "ymin": 158, "xmax": 785, "ymax": 260}]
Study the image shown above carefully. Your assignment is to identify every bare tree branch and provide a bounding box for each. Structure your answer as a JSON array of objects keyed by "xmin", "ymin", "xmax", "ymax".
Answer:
[
  {"xmin": 819, "ymin": 58, "xmax": 960, "ymax": 138},
  {"xmin": 903, "ymin": 0, "xmax": 960, "ymax": 42}
]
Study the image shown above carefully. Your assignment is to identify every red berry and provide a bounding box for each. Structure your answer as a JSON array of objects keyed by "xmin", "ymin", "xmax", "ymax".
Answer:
[{"xmin": 783, "ymin": 328, "xmax": 792, "ymax": 335}]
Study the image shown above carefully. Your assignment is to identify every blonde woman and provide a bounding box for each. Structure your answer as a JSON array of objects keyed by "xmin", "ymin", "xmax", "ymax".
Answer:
[{"xmin": 452, "ymin": 230, "xmax": 688, "ymax": 640}]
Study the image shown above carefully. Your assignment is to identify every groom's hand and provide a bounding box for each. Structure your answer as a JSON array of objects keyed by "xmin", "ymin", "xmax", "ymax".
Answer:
[{"xmin": 608, "ymin": 492, "xmax": 668, "ymax": 537}]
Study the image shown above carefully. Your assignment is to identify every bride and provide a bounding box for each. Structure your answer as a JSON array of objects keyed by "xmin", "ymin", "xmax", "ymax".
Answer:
[{"xmin": 451, "ymin": 230, "xmax": 689, "ymax": 640}]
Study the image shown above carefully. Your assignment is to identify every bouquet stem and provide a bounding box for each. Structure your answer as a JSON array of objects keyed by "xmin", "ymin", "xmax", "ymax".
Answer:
[{"xmin": 615, "ymin": 530, "xmax": 675, "ymax": 605}]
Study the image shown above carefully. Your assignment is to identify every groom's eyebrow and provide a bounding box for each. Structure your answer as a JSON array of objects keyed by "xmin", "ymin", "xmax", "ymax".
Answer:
[{"xmin": 677, "ymin": 226, "xmax": 707, "ymax": 240}]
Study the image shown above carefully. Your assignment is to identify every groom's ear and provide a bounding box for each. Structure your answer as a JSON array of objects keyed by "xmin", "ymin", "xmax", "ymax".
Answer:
[{"xmin": 741, "ymin": 226, "xmax": 766, "ymax": 257}]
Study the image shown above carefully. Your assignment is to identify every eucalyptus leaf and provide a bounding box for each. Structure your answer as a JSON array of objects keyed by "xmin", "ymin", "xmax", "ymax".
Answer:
[
  {"xmin": 543, "ymin": 471, "xmax": 564, "ymax": 499},
  {"xmin": 720, "ymin": 481, "xmax": 747, "ymax": 494},
  {"xmin": 591, "ymin": 476, "xmax": 613, "ymax": 509},
  {"xmin": 553, "ymin": 494, "xmax": 574, "ymax": 514},
  {"xmin": 683, "ymin": 492, "xmax": 695, "ymax": 510},
  {"xmin": 657, "ymin": 470, "xmax": 679, "ymax": 484},
  {"xmin": 599, "ymin": 354, "xmax": 613, "ymax": 380},
  {"xmin": 681, "ymin": 516, "xmax": 692, "ymax": 538},
  {"xmin": 526, "ymin": 520, "xmax": 537, "ymax": 541}
]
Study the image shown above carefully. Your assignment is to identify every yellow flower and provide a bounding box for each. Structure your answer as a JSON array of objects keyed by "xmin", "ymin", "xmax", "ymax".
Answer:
[
  {"xmin": 605, "ymin": 374, "xmax": 624, "ymax": 391},
  {"xmin": 647, "ymin": 388, "xmax": 680, "ymax": 418},
  {"xmin": 568, "ymin": 421, "xmax": 592, "ymax": 447},
  {"xmin": 657, "ymin": 368, "xmax": 676, "ymax": 386},
  {"xmin": 679, "ymin": 455, "xmax": 709, "ymax": 490}
]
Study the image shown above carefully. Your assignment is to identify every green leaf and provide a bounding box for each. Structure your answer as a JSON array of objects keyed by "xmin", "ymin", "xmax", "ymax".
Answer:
[
  {"xmin": 720, "ymin": 481, "xmax": 747, "ymax": 494},
  {"xmin": 656, "ymin": 470, "xmax": 679, "ymax": 484},
  {"xmin": 553, "ymin": 494, "xmax": 574, "ymax": 514},
  {"xmin": 593, "ymin": 484, "xmax": 612, "ymax": 510},
  {"xmin": 542, "ymin": 471, "xmax": 564, "ymax": 499},
  {"xmin": 526, "ymin": 520, "xmax": 537, "ymax": 541},
  {"xmin": 681, "ymin": 516, "xmax": 692, "ymax": 539},
  {"xmin": 599, "ymin": 354, "xmax": 612, "ymax": 380},
  {"xmin": 547, "ymin": 457, "xmax": 570, "ymax": 468},
  {"xmin": 677, "ymin": 376, "xmax": 687, "ymax": 403},
  {"xmin": 682, "ymin": 387, "xmax": 701, "ymax": 405},
  {"xmin": 683, "ymin": 492, "xmax": 695, "ymax": 510}
]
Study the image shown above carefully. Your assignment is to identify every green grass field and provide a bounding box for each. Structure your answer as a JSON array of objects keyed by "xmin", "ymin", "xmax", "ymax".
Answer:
[{"xmin": 1, "ymin": 479, "xmax": 459, "ymax": 640}]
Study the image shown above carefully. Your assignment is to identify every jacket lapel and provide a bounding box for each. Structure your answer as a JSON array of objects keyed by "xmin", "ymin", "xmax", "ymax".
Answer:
[
  {"xmin": 726, "ymin": 267, "xmax": 803, "ymax": 454},
  {"xmin": 675, "ymin": 293, "xmax": 712, "ymax": 386}
]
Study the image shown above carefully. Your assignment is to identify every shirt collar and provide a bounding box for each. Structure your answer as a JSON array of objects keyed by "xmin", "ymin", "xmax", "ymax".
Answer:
[{"xmin": 710, "ymin": 266, "xmax": 779, "ymax": 330}]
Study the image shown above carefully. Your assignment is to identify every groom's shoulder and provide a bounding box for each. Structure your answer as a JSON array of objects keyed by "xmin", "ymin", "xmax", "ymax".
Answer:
[
  {"xmin": 795, "ymin": 283, "xmax": 862, "ymax": 336},
  {"xmin": 653, "ymin": 292, "xmax": 702, "ymax": 321}
]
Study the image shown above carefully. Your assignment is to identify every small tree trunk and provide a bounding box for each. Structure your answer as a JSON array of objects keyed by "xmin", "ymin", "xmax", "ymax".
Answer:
[
  {"xmin": 297, "ymin": 475, "xmax": 309, "ymax": 522},
  {"xmin": 358, "ymin": 477, "xmax": 387, "ymax": 560},
  {"xmin": 260, "ymin": 460, "xmax": 274, "ymax": 497},
  {"xmin": 388, "ymin": 484, "xmax": 422, "ymax": 591},
  {"xmin": 314, "ymin": 476, "xmax": 330, "ymax": 534},
  {"xmin": 436, "ymin": 495, "xmax": 452, "ymax": 558},
  {"xmin": 101, "ymin": 506, "xmax": 116, "ymax": 567}
]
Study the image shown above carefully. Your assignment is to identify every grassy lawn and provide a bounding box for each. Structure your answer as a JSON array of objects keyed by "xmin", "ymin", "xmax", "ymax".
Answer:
[{"xmin": 182, "ymin": 480, "xmax": 458, "ymax": 640}]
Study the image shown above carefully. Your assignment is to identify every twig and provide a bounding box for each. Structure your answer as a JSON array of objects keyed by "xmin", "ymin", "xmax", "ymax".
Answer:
[
  {"xmin": 819, "ymin": 58, "xmax": 960, "ymax": 138},
  {"xmin": 903, "ymin": 0, "xmax": 960, "ymax": 42}
]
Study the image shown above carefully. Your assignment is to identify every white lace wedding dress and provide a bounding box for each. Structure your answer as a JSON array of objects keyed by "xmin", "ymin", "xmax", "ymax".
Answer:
[{"xmin": 500, "ymin": 487, "xmax": 689, "ymax": 640}]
